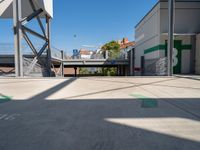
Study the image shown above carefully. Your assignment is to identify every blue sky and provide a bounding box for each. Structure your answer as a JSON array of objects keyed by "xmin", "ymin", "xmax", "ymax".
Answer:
[{"xmin": 0, "ymin": 0, "xmax": 157, "ymax": 55}]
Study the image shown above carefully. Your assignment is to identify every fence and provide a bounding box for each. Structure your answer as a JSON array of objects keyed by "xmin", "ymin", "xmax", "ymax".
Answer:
[
  {"xmin": 145, "ymin": 57, "xmax": 167, "ymax": 76},
  {"xmin": 0, "ymin": 43, "xmax": 63, "ymax": 59}
]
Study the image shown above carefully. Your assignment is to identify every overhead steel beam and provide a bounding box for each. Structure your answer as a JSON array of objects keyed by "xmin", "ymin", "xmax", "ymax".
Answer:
[
  {"xmin": 22, "ymin": 26, "xmax": 47, "ymax": 41},
  {"xmin": 168, "ymin": 0, "xmax": 175, "ymax": 76},
  {"xmin": 29, "ymin": 0, "xmax": 46, "ymax": 37},
  {"xmin": 20, "ymin": 8, "xmax": 43, "ymax": 24},
  {"xmin": 22, "ymin": 30, "xmax": 47, "ymax": 62},
  {"xmin": 13, "ymin": 0, "xmax": 23, "ymax": 77}
]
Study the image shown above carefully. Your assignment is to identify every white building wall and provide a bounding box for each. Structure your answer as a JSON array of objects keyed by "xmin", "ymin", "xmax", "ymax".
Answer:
[
  {"xmin": 135, "ymin": 3, "xmax": 160, "ymax": 72},
  {"xmin": 160, "ymin": 1, "xmax": 200, "ymax": 34},
  {"xmin": 134, "ymin": 0, "xmax": 200, "ymax": 75}
]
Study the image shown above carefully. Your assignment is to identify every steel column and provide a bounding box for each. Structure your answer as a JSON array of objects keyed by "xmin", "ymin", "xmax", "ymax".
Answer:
[
  {"xmin": 130, "ymin": 48, "xmax": 134, "ymax": 76},
  {"xmin": 74, "ymin": 67, "xmax": 77, "ymax": 77},
  {"xmin": 46, "ymin": 15, "xmax": 52, "ymax": 76},
  {"xmin": 13, "ymin": 0, "xmax": 23, "ymax": 77},
  {"xmin": 168, "ymin": 0, "xmax": 175, "ymax": 76}
]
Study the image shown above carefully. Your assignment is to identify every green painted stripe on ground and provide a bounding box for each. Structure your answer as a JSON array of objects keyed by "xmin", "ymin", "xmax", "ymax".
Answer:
[
  {"xmin": 130, "ymin": 94, "xmax": 158, "ymax": 108},
  {"xmin": 0, "ymin": 96, "xmax": 12, "ymax": 104}
]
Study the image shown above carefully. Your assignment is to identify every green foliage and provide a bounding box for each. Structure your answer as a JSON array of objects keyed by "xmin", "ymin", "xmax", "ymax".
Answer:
[
  {"xmin": 102, "ymin": 40, "xmax": 120, "ymax": 59},
  {"xmin": 101, "ymin": 40, "xmax": 120, "ymax": 75},
  {"xmin": 102, "ymin": 67, "xmax": 117, "ymax": 76},
  {"xmin": 102, "ymin": 41, "xmax": 120, "ymax": 51},
  {"xmin": 79, "ymin": 68, "xmax": 89, "ymax": 75}
]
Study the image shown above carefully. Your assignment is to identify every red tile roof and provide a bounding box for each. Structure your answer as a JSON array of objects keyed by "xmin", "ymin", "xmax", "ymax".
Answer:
[
  {"xmin": 120, "ymin": 41, "xmax": 135, "ymax": 49},
  {"xmin": 79, "ymin": 49, "xmax": 91, "ymax": 55}
]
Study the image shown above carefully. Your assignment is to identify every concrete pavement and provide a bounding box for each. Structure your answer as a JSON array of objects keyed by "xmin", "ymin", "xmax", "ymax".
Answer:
[{"xmin": 0, "ymin": 77, "xmax": 200, "ymax": 150}]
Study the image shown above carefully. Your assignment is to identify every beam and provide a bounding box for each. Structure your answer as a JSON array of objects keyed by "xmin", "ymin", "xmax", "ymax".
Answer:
[
  {"xmin": 13, "ymin": 0, "xmax": 23, "ymax": 77},
  {"xmin": 22, "ymin": 30, "xmax": 47, "ymax": 63},
  {"xmin": 168, "ymin": 0, "xmax": 175, "ymax": 76},
  {"xmin": 29, "ymin": 0, "xmax": 46, "ymax": 36},
  {"xmin": 22, "ymin": 26, "xmax": 47, "ymax": 41},
  {"xmin": 20, "ymin": 8, "xmax": 43, "ymax": 25}
]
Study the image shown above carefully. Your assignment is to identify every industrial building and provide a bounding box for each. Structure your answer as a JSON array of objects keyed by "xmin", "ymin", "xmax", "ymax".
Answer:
[{"xmin": 134, "ymin": 0, "xmax": 200, "ymax": 75}]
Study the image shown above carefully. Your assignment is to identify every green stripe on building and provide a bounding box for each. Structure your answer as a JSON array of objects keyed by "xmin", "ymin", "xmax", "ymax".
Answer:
[
  {"xmin": 181, "ymin": 45, "xmax": 192, "ymax": 50},
  {"xmin": 144, "ymin": 44, "xmax": 192, "ymax": 54},
  {"xmin": 144, "ymin": 45, "xmax": 166, "ymax": 54}
]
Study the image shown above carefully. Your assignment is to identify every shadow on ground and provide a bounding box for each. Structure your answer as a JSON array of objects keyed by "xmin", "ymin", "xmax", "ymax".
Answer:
[{"xmin": 0, "ymin": 78, "xmax": 200, "ymax": 150}]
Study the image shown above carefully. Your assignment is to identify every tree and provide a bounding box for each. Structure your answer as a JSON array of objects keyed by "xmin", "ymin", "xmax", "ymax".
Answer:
[
  {"xmin": 79, "ymin": 68, "xmax": 89, "ymax": 75},
  {"xmin": 101, "ymin": 41, "xmax": 120, "ymax": 76},
  {"xmin": 102, "ymin": 41, "xmax": 120, "ymax": 59}
]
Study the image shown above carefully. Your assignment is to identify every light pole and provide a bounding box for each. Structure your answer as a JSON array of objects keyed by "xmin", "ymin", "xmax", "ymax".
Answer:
[
  {"xmin": 13, "ymin": 0, "xmax": 23, "ymax": 77},
  {"xmin": 168, "ymin": 0, "xmax": 175, "ymax": 76}
]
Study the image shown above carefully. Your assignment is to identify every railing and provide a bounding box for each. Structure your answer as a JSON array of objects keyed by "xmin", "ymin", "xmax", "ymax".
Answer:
[
  {"xmin": 0, "ymin": 43, "xmax": 128, "ymax": 61},
  {"xmin": 0, "ymin": 43, "xmax": 34, "ymax": 55},
  {"xmin": 72, "ymin": 50, "xmax": 128, "ymax": 60},
  {"xmin": 145, "ymin": 57, "xmax": 167, "ymax": 76},
  {"xmin": 0, "ymin": 43, "xmax": 63, "ymax": 60},
  {"xmin": 51, "ymin": 46, "xmax": 63, "ymax": 60}
]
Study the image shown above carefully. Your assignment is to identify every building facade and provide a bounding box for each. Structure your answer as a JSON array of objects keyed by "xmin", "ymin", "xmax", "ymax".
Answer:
[
  {"xmin": 119, "ymin": 38, "xmax": 135, "ymax": 60},
  {"xmin": 135, "ymin": 0, "xmax": 200, "ymax": 75},
  {"xmin": 78, "ymin": 49, "xmax": 94, "ymax": 59}
]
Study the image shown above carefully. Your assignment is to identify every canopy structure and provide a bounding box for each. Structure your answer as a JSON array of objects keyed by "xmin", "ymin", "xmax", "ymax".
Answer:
[
  {"xmin": 0, "ymin": 0, "xmax": 54, "ymax": 77},
  {"xmin": 0, "ymin": 0, "xmax": 53, "ymax": 18}
]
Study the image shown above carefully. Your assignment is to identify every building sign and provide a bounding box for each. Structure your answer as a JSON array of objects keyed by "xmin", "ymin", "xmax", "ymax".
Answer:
[{"xmin": 73, "ymin": 49, "xmax": 79, "ymax": 56}]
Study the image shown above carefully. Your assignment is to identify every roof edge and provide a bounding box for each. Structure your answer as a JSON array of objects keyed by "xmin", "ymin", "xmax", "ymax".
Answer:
[{"xmin": 135, "ymin": 1, "xmax": 159, "ymax": 29}]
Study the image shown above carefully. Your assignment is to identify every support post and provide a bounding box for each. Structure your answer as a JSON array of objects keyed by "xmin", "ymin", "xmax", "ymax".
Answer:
[
  {"xmin": 117, "ymin": 66, "xmax": 119, "ymax": 76},
  {"xmin": 46, "ymin": 15, "xmax": 52, "ymax": 77},
  {"xmin": 74, "ymin": 67, "xmax": 77, "ymax": 77},
  {"xmin": 13, "ymin": 0, "xmax": 23, "ymax": 77},
  {"xmin": 130, "ymin": 48, "xmax": 134, "ymax": 76},
  {"xmin": 61, "ymin": 50, "xmax": 64, "ymax": 77},
  {"xmin": 120, "ymin": 65, "xmax": 124, "ymax": 76},
  {"xmin": 168, "ymin": 0, "xmax": 175, "ymax": 76},
  {"xmin": 105, "ymin": 51, "xmax": 109, "ymax": 59}
]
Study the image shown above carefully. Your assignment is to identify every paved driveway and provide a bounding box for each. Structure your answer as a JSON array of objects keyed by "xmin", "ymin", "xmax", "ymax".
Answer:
[{"xmin": 0, "ymin": 77, "xmax": 200, "ymax": 150}]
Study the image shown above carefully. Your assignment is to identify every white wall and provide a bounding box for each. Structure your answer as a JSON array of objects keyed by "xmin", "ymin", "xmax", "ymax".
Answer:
[
  {"xmin": 134, "ymin": 0, "xmax": 200, "ymax": 75},
  {"xmin": 160, "ymin": 1, "xmax": 200, "ymax": 34},
  {"xmin": 135, "ymin": 3, "xmax": 160, "ymax": 70},
  {"xmin": 37, "ymin": 0, "xmax": 53, "ymax": 18}
]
